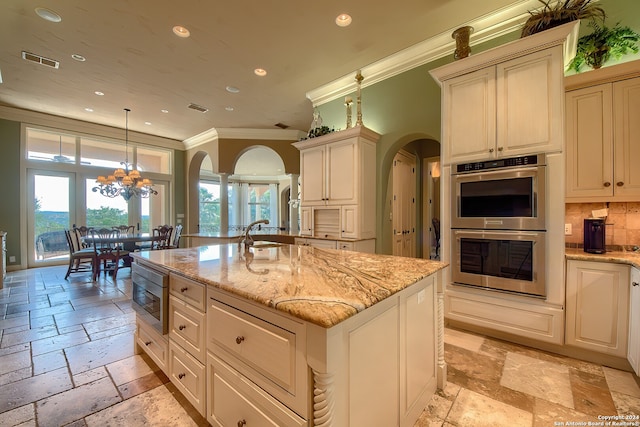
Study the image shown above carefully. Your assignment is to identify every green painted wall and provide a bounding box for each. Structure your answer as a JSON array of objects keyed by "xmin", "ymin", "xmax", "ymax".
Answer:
[
  {"xmin": 0, "ymin": 119, "xmax": 22, "ymax": 267},
  {"xmin": 316, "ymin": 0, "xmax": 640, "ymax": 254},
  {"xmin": 174, "ymin": 149, "xmax": 186, "ymax": 226}
]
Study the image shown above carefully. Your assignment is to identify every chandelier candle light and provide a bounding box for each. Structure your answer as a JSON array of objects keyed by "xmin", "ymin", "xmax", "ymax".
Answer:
[
  {"xmin": 344, "ymin": 96, "xmax": 353, "ymax": 129},
  {"xmin": 93, "ymin": 108, "xmax": 158, "ymax": 201}
]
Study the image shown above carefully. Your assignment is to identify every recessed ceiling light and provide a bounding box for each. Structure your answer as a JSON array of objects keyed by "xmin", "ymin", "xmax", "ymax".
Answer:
[
  {"xmin": 335, "ymin": 13, "xmax": 352, "ymax": 27},
  {"xmin": 226, "ymin": 86, "xmax": 240, "ymax": 93},
  {"xmin": 144, "ymin": 121, "xmax": 152, "ymax": 125},
  {"xmin": 35, "ymin": 7, "xmax": 62, "ymax": 23},
  {"xmin": 85, "ymin": 108, "xmax": 94, "ymax": 112},
  {"xmin": 161, "ymin": 109, "xmax": 169, "ymax": 113},
  {"xmin": 94, "ymin": 91, "xmax": 104, "ymax": 96},
  {"xmin": 254, "ymin": 68, "xmax": 267, "ymax": 77},
  {"xmin": 225, "ymin": 106, "xmax": 234, "ymax": 111},
  {"xmin": 71, "ymin": 54, "xmax": 86, "ymax": 62},
  {"xmin": 172, "ymin": 25, "xmax": 190, "ymax": 38}
]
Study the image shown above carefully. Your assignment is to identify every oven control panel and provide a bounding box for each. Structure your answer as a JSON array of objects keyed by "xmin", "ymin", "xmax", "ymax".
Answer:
[{"xmin": 455, "ymin": 154, "xmax": 544, "ymax": 173}]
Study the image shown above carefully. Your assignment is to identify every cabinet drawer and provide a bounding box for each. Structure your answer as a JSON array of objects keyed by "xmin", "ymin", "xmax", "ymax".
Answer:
[
  {"xmin": 169, "ymin": 339, "xmax": 206, "ymax": 416},
  {"xmin": 169, "ymin": 295, "xmax": 206, "ymax": 363},
  {"xmin": 136, "ymin": 316, "xmax": 168, "ymax": 374},
  {"xmin": 208, "ymin": 300, "xmax": 296, "ymax": 392},
  {"xmin": 338, "ymin": 241, "xmax": 354, "ymax": 251},
  {"xmin": 207, "ymin": 354, "xmax": 306, "ymax": 427},
  {"xmin": 170, "ymin": 273, "xmax": 206, "ymax": 311}
]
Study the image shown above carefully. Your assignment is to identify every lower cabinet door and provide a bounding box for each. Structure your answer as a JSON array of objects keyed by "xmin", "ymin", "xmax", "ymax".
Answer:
[
  {"xmin": 169, "ymin": 340, "xmax": 206, "ymax": 416},
  {"xmin": 136, "ymin": 317, "xmax": 168, "ymax": 374},
  {"xmin": 207, "ymin": 353, "xmax": 306, "ymax": 427}
]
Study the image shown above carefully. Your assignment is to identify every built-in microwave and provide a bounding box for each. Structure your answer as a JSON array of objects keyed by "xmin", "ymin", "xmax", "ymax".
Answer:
[
  {"xmin": 451, "ymin": 229, "xmax": 546, "ymax": 297},
  {"xmin": 131, "ymin": 262, "xmax": 169, "ymax": 335},
  {"xmin": 451, "ymin": 154, "xmax": 546, "ymax": 231}
]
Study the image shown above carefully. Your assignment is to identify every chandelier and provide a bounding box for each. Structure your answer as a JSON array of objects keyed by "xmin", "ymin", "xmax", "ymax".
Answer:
[{"xmin": 93, "ymin": 108, "xmax": 158, "ymax": 201}]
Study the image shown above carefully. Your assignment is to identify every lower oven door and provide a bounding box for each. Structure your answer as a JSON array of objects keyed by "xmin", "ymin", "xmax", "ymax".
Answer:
[{"xmin": 452, "ymin": 229, "xmax": 546, "ymax": 297}]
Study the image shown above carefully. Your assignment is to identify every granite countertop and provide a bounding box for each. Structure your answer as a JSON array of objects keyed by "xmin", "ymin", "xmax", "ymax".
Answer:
[
  {"xmin": 566, "ymin": 248, "xmax": 640, "ymax": 269},
  {"xmin": 131, "ymin": 244, "xmax": 448, "ymax": 328},
  {"xmin": 183, "ymin": 231, "xmax": 371, "ymax": 242}
]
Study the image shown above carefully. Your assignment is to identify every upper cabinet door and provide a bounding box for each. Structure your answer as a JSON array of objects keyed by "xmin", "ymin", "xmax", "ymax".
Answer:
[
  {"xmin": 613, "ymin": 77, "xmax": 640, "ymax": 199},
  {"xmin": 565, "ymin": 83, "xmax": 614, "ymax": 199},
  {"xmin": 496, "ymin": 47, "xmax": 564, "ymax": 157},
  {"xmin": 326, "ymin": 139, "xmax": 358, "ymax": 205},
  {"xmin": 442, "ymin": 67, "xmax": 496, "ymax": 164},
  {"xmin": 300, "ymin": 146, "xmax": 325, "ymax": 206}
]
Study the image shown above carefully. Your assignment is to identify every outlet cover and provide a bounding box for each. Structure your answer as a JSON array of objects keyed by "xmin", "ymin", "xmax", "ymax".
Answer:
[{"xmin": 565, "ymin": 224, "xmax": 572, "ymax": 235}]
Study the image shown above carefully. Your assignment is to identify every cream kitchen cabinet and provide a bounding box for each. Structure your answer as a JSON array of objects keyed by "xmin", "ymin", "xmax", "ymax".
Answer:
[
  {"xmin": 294, "ymin": 126, "xmax": 378, "ymax": 240},
  {"xmin": 628, "ymin": 267, "xmax": 640, "ymax": 376},
  {"xmin": 299, "ymin": 205, "xmax": 359, "ymax": 239},
  {"xmin": 435, "ymin": 47, "xmax": 564, "ymax": 164},
  {"xmin": 168, "ymin": 273, "xmax": 207, "ymax": 416},
  {"xmin": 566, "ymin": 76, "xmax": 640, "ymax": 201},
  {"xmin": 430, "ymin": 23, "xmax": 578, "ymax": 165},
  {"xmin": 566, "ymin": 260, "xmax": 629, "ymax": 357},
  {"xmin": 295, "ymin": 236, "xmax": 375, "ymax": 253}
]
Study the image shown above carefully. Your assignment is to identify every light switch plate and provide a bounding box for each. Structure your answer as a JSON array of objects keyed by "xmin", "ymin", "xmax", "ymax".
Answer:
[{"xmin": 565, "ymin": 224, "xmax": 572, "ymax": 235}]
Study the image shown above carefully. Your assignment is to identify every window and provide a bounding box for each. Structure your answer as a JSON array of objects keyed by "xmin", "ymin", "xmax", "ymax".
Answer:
[
  {"xmin": 247, "ymin": 184, "xmax": 271, "ymax": 223},
  {"xmin": 228, "ymin": 182, "xmax": 278, "ymax": 228},
  {"xmin": 199, "ymin": 181, "xmax": 221, "ymax": 233},
  {"xmin": 26, "ymin": 129, "xmax": 76, "ymax": 163}
]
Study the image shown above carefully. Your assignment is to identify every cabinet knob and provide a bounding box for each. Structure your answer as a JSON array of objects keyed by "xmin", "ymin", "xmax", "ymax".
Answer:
[
  {"xmin": 237, "ymin": 420, "xmax": 246, "ymax": 427},
  {"xmin": 178, "ymin": 373, "xmax": 185, "ymax": 380},
  {"xmin": 617, "ymin": 181, "xmax": 624, "ymax": 187},
  {"xmin": 180, "ymin": 287, "xmax": 188, "ymax": 292},
  {"xmin": 603, "ymin": 182, "xmax": 611, "ymax": 187},
  {"xmin": 497, "ymin": 147, "xmax": 503, "ymax": 152},
  {"xmin": 144, "ymin": 341, "xmax": 152, "ymax": 346},
  {"xmin": 633, "ymin": 282, "xmax": 639, "ymax": 287},
  {"xmin": 236, "ymin": 336, "xmax": 245, "ymax": 344},
  {"xmin": 489, "ymin": 148, "xmax": 494, "ymax": 153},
  {"xmin": 178, "ymin": 325, "xmax": 186, "ymax": 331}
]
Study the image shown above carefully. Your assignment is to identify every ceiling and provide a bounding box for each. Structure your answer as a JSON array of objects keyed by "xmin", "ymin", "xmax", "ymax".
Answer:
[{"xmin": 1, "ymin": 0, "xmax": 528, "ymax": 143}]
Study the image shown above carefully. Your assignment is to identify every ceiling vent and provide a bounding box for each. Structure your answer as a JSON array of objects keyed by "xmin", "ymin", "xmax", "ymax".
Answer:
[
  {"xmin": 274, "ymin": 122, "xmax": 289, "ymax": 129},
  {"xmin": 187, "ymin": 103, "xmax": 208, "ymax": 113},
  {"xmin": 22, "ymin": 51, "xmax": 59, "ymax": 69}
]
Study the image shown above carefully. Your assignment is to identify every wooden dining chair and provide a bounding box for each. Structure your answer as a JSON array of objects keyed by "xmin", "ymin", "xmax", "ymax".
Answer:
[
  {"xmin": 64, "ymin": 229, "xmax": 97, "ymax": 280},
  {"xmin": 152, "ymin": 225, "xmax": 173, "ymax": 250},
  {"xmin": 90, "ymin": 228, "xmax": 130, "ymax": 281},
  {"xmin": 112, "ymin": 225, "xmax": 135, "ymax": 237},
  {"xmin": 166, "ymin": 224, "xmax": 183, "ymax": 249},
  {"xmin": 72, "ymin": 225, "xmax": 94, "ymax": 248}
]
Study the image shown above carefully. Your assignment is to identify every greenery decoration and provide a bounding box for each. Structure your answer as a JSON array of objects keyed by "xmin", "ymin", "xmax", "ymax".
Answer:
[
  {"xmin": 520, "ymin": 0, "xmax": 605, "ymax": 38},
  {"xmin": 568, "ymin": 21, "xmax": 640, "ymax": 72},
  {"xmin": 302, "ymin": 126, "xmax": 335, "ymax": 140}
]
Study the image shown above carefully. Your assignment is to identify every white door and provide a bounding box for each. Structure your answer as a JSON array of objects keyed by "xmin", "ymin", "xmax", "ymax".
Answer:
[
  {"xmin": 27, "ymin": 170, "xmax": 75, "ymax": 267},
  {"xmin": 392, "ymin": 151, "xmax": 416, "ymax": 258}
]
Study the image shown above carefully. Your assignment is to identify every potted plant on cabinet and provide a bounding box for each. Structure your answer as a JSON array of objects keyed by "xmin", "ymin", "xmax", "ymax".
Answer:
[
  {"xmin": 520, "ymin": 0, "xmax": 605, "ymax": 38},
  {"xmin": 568, "ymin": 21, "xmax": 640, "ymax": 72}
]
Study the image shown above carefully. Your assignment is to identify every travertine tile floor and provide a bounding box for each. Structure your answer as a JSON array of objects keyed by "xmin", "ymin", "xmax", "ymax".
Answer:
[{"xmin": 0, "ymin": 265, "xmax": 639, "ymax": 426}]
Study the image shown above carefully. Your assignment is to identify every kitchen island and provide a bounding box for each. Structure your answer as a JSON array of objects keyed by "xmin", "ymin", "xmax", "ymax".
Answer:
[{"xmin": 131, "ymin": 243, "xmax": 447, "ymax": 426}]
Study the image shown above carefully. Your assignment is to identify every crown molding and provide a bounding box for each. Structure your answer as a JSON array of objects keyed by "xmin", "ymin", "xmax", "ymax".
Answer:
[
  {"xmin": 306, "ymin": 0, "xmax": 544, "ymax": 106},
  {"xmin": 183, "ymin": 127, "xmax": 306, "ymax": 150}
]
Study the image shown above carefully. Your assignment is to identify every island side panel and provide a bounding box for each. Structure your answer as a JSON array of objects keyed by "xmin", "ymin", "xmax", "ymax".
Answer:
[{"xmin": 306, "ymin": 273, "xmax": 441, "ymax": 427}]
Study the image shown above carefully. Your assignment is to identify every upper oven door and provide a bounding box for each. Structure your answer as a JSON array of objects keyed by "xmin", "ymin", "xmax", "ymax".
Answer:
[{"xmin": 451, "ymin": 165, "xmax": 546, "ymax": 230}]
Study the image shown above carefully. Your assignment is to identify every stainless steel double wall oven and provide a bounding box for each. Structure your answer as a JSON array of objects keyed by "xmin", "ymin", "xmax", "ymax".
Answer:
[{"xmin": 451, "ymin": 154, "xmax": 547, "ymax": 297}]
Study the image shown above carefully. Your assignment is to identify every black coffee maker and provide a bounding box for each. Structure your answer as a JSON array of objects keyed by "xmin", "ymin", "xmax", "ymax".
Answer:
[{"xmin": 584, "ymin": 218, "xmax": 606, "ymax": 254}]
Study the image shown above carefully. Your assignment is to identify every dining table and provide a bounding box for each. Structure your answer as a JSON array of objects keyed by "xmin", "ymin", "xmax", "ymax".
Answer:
[{"xmin": 83, "ymin": 233, "xmax": 160, "ymax": 268}]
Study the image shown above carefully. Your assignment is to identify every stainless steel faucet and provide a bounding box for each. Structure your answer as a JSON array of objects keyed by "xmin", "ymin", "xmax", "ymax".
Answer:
[{"xmin": 239, "ymin": 219, "xmax": 269, "ymax": 249}]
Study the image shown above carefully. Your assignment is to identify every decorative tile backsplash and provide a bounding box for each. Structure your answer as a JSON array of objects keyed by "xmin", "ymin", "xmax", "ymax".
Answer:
[{"xmin": 565, "ymin": 202, "xmax": 640, "ymax": 248}]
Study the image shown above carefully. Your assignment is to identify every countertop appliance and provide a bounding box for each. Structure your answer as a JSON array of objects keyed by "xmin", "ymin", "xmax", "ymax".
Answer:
[{"xmin": 584, "ymin": 218, "xmax": 606, "ymax": 254}]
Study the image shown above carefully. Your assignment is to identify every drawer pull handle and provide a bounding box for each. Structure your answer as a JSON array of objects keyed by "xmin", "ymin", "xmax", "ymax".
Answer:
[
  {"xmin": 237, "ymin": 420, "xmax": 246, "ymax": 427},
  {"xmin": 236, "ymin": 336, "xmax": 245, "ymax": 344},
  {"xmin": 180, "ymin": 287, "xmax": 188, "ymax": 292},
  {"xmin": 633, "ymin": 282, "xmax": 639, "ymax": 287},
  {"xmin": 179, "ymin": 325, "xmax": 186, "ymax": 331},
  {"xmin": 178, "ymin": 373, "xmax": 185, "ymax": 380},
  {"xmin": 144, "ymin": 341, "xmax": 152, "ymax": 346}
]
